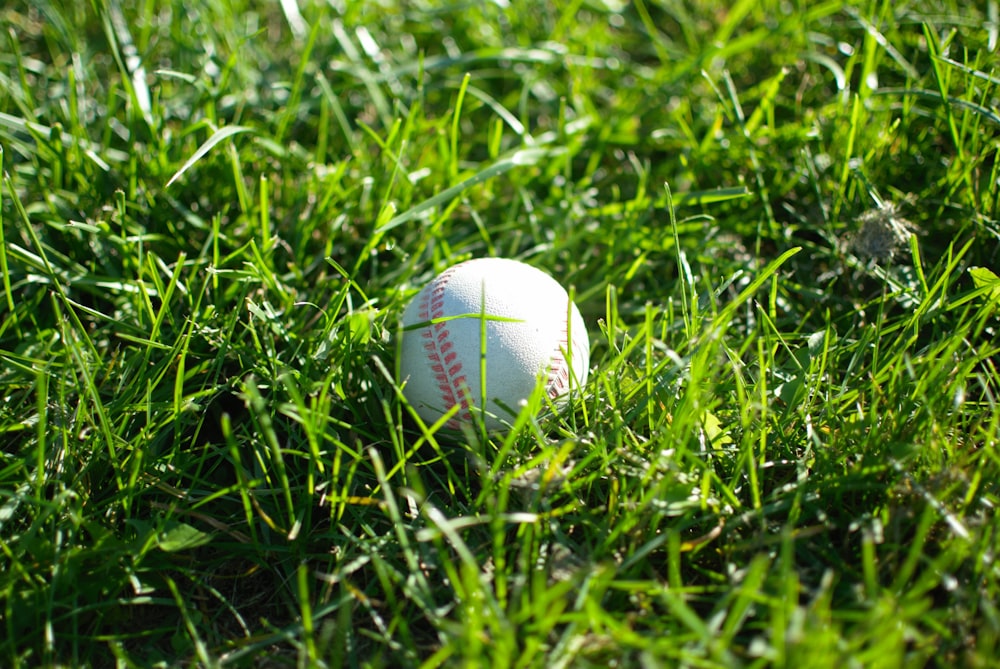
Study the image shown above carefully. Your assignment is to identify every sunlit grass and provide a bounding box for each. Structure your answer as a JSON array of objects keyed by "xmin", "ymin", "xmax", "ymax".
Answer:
[{"xmin": 1, "ymin": 0, "xmax": 998, "ymax": 666}]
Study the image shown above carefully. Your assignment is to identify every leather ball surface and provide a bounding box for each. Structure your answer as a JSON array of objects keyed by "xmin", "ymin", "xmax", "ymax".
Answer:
[{"xmin": 399, "ymin": 258, "xmax": 589, "ymax": 431}]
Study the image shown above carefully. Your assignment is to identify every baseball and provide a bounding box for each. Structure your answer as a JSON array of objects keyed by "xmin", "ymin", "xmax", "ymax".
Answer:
[{"xmin": 399, "ymin": 258, "xmax": 589, "ymax": 431}]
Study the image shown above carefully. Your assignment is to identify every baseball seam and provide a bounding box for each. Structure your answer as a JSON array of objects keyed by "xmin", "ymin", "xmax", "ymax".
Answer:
[
  {"xmin": 546, "ymin": 312, "xmax": 584, "ymax": 398},
  {"xmin": 417, "ymin": 265, "xmax": 473, "ymax": 427},
  {"xmin": 545, "ymin": 320, "xmax": 570, "ymax": 397}
]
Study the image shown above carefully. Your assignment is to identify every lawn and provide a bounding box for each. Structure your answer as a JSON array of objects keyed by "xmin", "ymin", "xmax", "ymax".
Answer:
[{"xmin": 1, "ymin": 0, "xmax": 999, "ymax": 666}]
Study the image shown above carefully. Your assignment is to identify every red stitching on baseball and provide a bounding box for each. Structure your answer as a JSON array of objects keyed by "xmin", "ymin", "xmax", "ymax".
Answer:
[
  {"xmin": 546, "ymin": 317, "xmax": 572, "ymax": 397},
  {"xmin": 418, "ymin": 264, "xmax": 473, "ymax": 427},
  {"xmin": 546, "ymin": 307, "xmax": 589, "ymax": 398}
]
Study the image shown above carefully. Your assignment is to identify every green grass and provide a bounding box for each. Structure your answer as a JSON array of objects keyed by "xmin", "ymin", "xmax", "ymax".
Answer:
[{"xmin": 1, "ymin": 0, "xmax": 999, "ymax": 666}]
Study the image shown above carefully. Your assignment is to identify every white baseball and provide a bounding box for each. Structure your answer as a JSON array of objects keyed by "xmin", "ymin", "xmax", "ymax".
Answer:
[{"xmin": 399, "ymin": 258, "xmax": 589, "ymax": 431}]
